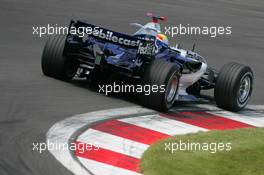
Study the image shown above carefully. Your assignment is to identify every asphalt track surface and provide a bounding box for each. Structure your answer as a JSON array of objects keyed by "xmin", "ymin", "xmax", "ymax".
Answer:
[{"xmin": 0, "ymin": 0, "xmax": 264, "ymax": 175}]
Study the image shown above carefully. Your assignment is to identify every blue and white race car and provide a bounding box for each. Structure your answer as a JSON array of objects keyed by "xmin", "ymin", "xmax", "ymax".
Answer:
[{"xmin": 41, "ymin": 13, "xmax": 253, "ymax": 112}]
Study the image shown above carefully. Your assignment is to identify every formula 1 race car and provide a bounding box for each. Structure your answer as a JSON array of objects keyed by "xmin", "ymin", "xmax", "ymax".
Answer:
[{"xmin": 41, "ymin": 13, "xmax": 253, "ymax": 112}]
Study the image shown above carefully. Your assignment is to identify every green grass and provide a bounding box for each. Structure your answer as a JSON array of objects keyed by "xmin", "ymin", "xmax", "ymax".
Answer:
[{"xmin": 140, "ymin": 128, "xmax": 264, "ymax": 175}]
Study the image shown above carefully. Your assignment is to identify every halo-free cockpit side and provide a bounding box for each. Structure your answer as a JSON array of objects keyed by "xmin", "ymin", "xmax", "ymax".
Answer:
[{"xmin": 41, "ymin": 14, "xmax": 254, "ymax": 112}]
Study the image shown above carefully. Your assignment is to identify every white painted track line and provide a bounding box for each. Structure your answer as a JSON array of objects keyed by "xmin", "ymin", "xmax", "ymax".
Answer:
[
  {"xmin": 78, "ymin": 157, "xmax": 142, "ymax": 175},
  {"xmin": 209, "ymin": 111, "xmax": 264, "ymax": 127},
  {"xmin": 46, "ymin": 106, "xmax": 153, "ymax": 175},
  {"xmin": 188, "ymin": 104, "xmax": 264, "ymax": 111},
  {"xmin": 77, "ymin": 129, "xmax": 148, "ymax": 159},
  {"xmin": 247, "ymin": 105, "xmax": 264, "ymax": 110},
  {"xmin": 119, "ymin": 114, "xmax": 207, "ymax": 135}
]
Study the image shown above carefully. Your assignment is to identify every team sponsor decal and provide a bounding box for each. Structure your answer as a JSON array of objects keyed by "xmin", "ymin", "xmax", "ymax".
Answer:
[
  {"xmin": 73, "ymin": 21, "xmax": 141, "ymax": 47},
  {"xmin": 137, "ymin": 41, "xmax": 155, "ymax": 56}
]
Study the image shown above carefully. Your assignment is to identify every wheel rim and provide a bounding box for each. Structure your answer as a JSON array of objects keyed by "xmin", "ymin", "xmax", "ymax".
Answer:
[
  {"xmin": 238, "ymin": 75, "xmax": 251, "ymax": 104},
  {"xmin": 165, "ymin": 72, "xmax": 178, "ymax": 103}
]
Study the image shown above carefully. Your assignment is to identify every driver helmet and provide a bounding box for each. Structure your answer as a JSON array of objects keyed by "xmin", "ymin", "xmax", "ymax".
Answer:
[{"xmin": 156, "ymin": 33, "xmax": 169, "ymax": 46}]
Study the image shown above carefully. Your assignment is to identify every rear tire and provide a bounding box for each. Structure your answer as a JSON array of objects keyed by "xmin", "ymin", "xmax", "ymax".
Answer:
[
  {"xmin": 214, "ymin": 62, "xmax": 253, "ymax": 111},
  {"xmin": 41, "ymin": 35, "xmax": 78, "ymax": 81},
  {"xmin": 140, "ymin": 59, "xmax": 180, "ymax": 111}
]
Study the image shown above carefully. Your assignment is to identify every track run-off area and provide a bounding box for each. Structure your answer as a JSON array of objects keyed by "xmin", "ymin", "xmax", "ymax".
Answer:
[{"xmin": 47, "ymin": 105, "xmax": 264, "ymax": 175}]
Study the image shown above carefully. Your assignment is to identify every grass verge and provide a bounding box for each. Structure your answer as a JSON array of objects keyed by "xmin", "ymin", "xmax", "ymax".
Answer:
[{"xmin": 140, "ymin": 128, "xmax": 264, "ymax": 175}]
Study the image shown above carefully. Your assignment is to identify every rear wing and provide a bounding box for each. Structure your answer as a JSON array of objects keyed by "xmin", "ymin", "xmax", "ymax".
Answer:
[{"xmin": 67, "ymin": 20, "xmax": 156, "ymax": 59}]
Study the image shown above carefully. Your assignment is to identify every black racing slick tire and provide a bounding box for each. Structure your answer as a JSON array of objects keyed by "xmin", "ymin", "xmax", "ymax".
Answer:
[
  {"xmin": 41, "ymin": 35, "xmax": 78, "ymax": 81},
  {"xmin": 140, "ymin": 59, "xmax": 180, "ymax": 111},
  {"xmin": 214, "ymin": 62, "xmax": 253, "ymax": 112}
]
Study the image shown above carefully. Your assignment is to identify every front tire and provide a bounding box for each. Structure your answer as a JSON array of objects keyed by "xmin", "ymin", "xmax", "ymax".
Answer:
[
  {"xmin": 214, "ymin": 62, "xmax": 253, "ymax": 111},
  {"xmin": 140, "ymin": 59, "xmax": 180, "ymax": 111},
  {"xmin": 41, "ymin": 35, "xmax": 78, "ymax": 81}
]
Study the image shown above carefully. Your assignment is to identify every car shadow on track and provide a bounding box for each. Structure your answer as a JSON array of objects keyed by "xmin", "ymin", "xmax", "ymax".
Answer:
[
  {"xmin": 70, "ymin": 78, "xmax": 216, "ymax": 112},
  {"xmin": 71, "ymin": 78, "xmax": 140, "ymax": 104}
]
